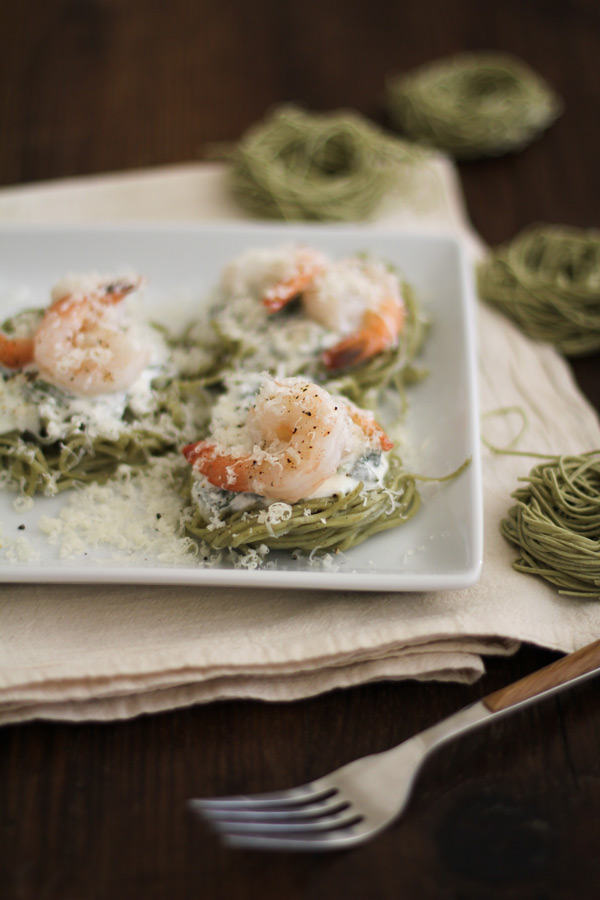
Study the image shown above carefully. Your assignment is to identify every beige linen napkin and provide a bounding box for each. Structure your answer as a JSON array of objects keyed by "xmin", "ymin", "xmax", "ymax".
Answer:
[{"xmin": 0, "ymin": 158, "xmax": 599, "ymax": 724}]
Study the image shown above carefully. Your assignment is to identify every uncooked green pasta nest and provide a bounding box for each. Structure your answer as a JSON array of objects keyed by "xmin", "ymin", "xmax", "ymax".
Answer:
[
  {"xmin": 501, "ymin": 452, "xmax": 600, "ymax": 599},
  {"xmin": 228, "ymin": 105, "xmax": 422, "ymax": 221},
  {"xmin": 477, "ymin": 224, "xmax": 600, "ymax": 356},
  {"xmin": 183, "ymin": 455, "xmax": 420, "ymax": 554},
  {"xmin": 386, "ymin": 52, "xmax": 562, "ymax": 159}
]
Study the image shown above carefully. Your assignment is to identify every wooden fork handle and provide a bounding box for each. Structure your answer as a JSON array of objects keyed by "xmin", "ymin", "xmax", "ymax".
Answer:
[{"xmin": 483, "ymin": 638, "xmax": 600, "ymax": 713}]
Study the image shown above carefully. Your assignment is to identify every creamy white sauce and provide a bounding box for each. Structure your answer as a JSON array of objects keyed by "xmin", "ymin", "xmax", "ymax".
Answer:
[{"xmin": 0, "ymin": 319, "xmax": 170, "ymax": 442}]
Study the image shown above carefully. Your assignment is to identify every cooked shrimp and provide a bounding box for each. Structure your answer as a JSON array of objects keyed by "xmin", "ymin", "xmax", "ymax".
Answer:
[
  {"xmin": 0, "ymin": 334, "xmax": 35, "ymax": 369},
  {"xmin": 220, "ymin": 245, "xmax": 327, "ymax": 310},
  {"xmin": 261, "ymin": 247, "xmax": 327, "ymax": 313},
  {"xmin": 321, "ymin": 294, "xmax": 405, "ymax": 371},
  {"xmin": 263, "ymin": 256, "xmax": 405, "ymax": 370},
  {"xmin": 0, "ymin": 276, "xmax": 151, "ymax": 396},
  {"xmin": 183, "ymin": 375, "xmax": 393, "ymax": 504}
]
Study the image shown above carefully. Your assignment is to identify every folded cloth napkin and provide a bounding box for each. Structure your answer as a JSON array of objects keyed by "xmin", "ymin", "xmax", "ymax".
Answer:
[{"xmin": 0, "ymin": 157, "xmax": 599, "ymax": 724}]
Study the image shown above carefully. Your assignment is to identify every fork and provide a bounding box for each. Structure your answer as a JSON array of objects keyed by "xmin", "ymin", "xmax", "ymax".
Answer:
[{"xmin": 189, "ymin": 639, "xmax": 600, "ymax": 851}]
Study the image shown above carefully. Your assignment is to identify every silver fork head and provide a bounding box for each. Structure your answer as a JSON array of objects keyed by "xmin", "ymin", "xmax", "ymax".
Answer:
[
  {"xmin": 189, "ymin": 781, "xmax": 372, "ymax": 850},
  {"xmin": 189, "ymin": 702, "xmax": 494, "ymax": 851},
  {"xmin": 188, "ymin": 738, "xmax": 425, "ymax": 851}
]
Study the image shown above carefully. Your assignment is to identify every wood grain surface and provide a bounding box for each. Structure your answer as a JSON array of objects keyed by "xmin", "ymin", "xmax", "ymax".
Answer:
[{"xmin": 1, "ymin": 2, "xmax": 599, "ymax": 898}]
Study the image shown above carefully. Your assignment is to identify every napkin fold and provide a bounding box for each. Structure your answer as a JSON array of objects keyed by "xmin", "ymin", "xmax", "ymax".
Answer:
[{"xmin": 0, "ymin": 157, "xmax": 599, "ymax": 724}]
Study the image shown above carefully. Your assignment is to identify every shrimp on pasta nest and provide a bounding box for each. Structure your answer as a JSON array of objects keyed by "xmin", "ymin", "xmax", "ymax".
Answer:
[
  {"xmin": 0, "ymin": 275, "xmax": 152, "ymax": 396},
  {"xmin": 222, "ymin": 245, "xmax": 406, "ymax": 371},
  {"xmin": 183, "ymin": 373, "xmax": 393, "ymax": 505}
]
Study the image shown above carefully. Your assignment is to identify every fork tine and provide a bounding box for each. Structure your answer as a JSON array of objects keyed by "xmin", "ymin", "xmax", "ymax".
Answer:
[
  {"xmin": 211, "ymin": 808, "xmax": 363, "ymax": 836},
  {"xmin": 189, "ymin": 783, "xmax": 330, "ymax": 811},
  {"xmin": 198, "ymin": 797, "xmax": 348, "ymax": 824},
  {"xmin": 223, "ymin": 825, "xmax": 370, "ymax": 852}
]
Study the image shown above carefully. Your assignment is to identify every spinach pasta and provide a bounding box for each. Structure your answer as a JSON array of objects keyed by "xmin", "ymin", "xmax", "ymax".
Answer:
[
  {"xmin": 181, "ymin": 371, "xmax": 421, "ymax": 556},
  {"xmin": 195, "ymin": 244, "xmax": 428, "ymax": 408},
  {"xmin": 0, "ymin": 275, "xmax": 211, "ymax": 495},
  {"xmin": 184, "ymin": 454, "xmax": 420, "ymax": 553},
  {"xmin": 0, "ymin": 245, "xmax": 439, "ymax": 564}
]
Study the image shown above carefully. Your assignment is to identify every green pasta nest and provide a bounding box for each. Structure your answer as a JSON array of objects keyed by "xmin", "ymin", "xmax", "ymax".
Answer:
[
  {"xmin": 228, "ymin": 104, "xmax": 422, "ymax": 221},
  {"xmin": 501, "ymin": 452, "xmax": 600, "ymax": 599},
  {"xmin": 183, "ymin": 455, "xmax": 420, "ymax": 554},
  {"xmin": 207, "ymin": 277, "xmax": 428, "ymax": 410},
  {"xmin": 0, "ymin": 376, "xmax": 213, "ymax": 497},
  {"xmin": 0, "ymin": 312, "xmax": 214, "ymax": 496},
  {"xmin": 477, "ymin": 224, "xmax": 600, "ymax": 356},
  {"xmin": 387, "ymin": 52, "xmax": 562, "ymax": 159}
]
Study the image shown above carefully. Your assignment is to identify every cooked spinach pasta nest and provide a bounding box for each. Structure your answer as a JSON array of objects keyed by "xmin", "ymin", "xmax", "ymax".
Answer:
[
  {"xmin": 183, "ymin": 454, "xmax": 420, "ymax": 554},
  {"xmin": 0, "ymin": 309, "xmax": 213, "ymax": 496}
]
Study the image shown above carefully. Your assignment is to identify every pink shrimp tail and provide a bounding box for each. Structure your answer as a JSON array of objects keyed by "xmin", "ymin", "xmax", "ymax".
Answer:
[
  {"xmin": 347, "ymin": 408, "xmax": 394, "ymax": 451},
  {"xmin": 51, "ymin": 277, "xmax": 142, "ymax": 315},
  {"xmin": 323, "ymin": 329, "xmax": 388, "ymax": 371},
  {"xmin": 182, "ymin": 441, "xmax": 249, "ymax": 492},
  {"xmin": 369, "ymin": 423, "xmax": 394, "ymax": 452},
  {"xmin": 0, "ymin": 333, "xmax": 35, "ymax": 369},
  {"xmin": 323, "ymin": 304, "xmax": 405, "ymax": 371},
  {"xmin": 262, "ymin": 268, "xmax": 321, "ymax": 313}
]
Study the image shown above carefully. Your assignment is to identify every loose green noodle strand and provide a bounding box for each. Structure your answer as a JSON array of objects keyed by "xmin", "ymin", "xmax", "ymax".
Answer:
[
  {"xmin": 228, "ymin": 105, "xmax": 424, "ymax": 221},
  {"xmin": 386, "ymin": 52, "xmax": 562, "ymax": 159},
  {"xmin": 477, "ymin": 224, "xmax": 600, "ymax": 355}
]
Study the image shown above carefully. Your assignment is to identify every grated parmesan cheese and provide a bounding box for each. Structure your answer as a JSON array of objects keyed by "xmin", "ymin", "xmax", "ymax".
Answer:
[{"xmin": 38, "ymin": 456, "xmax": 199, "ymax": 564}]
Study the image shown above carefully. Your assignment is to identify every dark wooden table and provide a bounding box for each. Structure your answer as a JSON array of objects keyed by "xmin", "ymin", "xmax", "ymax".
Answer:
[{"xmin": 1, "ymin": 2, "xmax": 599, "ymax": 898}]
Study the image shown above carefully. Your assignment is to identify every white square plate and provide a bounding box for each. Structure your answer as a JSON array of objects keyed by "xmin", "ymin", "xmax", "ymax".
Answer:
[{"xmin": 0, "ymin": 223, "xmax": 482, "ymax": 591}]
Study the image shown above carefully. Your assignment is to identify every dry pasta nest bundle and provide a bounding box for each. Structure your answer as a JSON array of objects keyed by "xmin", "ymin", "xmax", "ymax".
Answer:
[
  {"xmin": 183, "ymin": 456, "xmax": 420, "ymax": 555},
  {"xmin": 500, "ymin": 452, "xmax": 600, "ymax": 599},
  {"xmin": 477, "ymin": 224, "xmax": 600, "ymax": 356},
  {"xmin": 386, "ymin": 52, "xmax": 562, "ymax": 159},
  {"xmin": 228, "ymin": 104, "xmax": 420, "ymax": 222}
]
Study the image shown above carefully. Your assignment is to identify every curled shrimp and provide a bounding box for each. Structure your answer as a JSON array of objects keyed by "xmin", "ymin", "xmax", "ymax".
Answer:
[
  {"xmin": 261, "ymin": 254, "xmax": 405, "ymax": 371},
  {"xmin": 183, "ymin": 375, "xmax": 393, "ymax": 504},
  {"xmin": 221, "ymin": 245, "xmax": 327, "ymax": 312},
  {"xmin": 0, "ymin": 275, "xmax": 151, "ymax": 396}
]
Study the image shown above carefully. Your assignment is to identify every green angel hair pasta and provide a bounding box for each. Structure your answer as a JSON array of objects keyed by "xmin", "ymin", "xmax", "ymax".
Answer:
[
  {"xmin": 477, "ymin": 224, "xmax": 600, "ymax": 356},
  {"xmin": 228, "ymin": 104, "xmax": 423, "ymax": 222},
  {"xmin": 181, "ymin": 372, "xmax": 420, "ymax": 555},
  {"xmin": 500, "ymin": 452, "xmax": 600, "ymax": 599},
  {"xmin": 387, "ymin": 52, "xmax": 562, "ymax": 159},
  {"xmin": 198, "ymin": 244, "xmax": 428, "ymax": 409},
  {"xmin": 0, "ymin": 275, "xmax": 213, "ymax": 496},
  {"xmin": 184, "ymin": 454, "xmax": 420, "ymax": 554}
]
